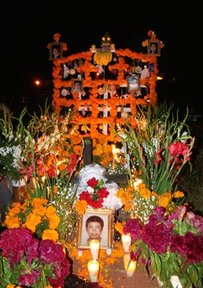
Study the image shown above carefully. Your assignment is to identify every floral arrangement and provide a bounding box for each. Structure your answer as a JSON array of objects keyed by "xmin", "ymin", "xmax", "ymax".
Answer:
[
  {"xmin": 116, "ymin": 182, "xmax": 184, "ymax": 225},
  {"xmin": 3, "ymin": 198, "xmax": 60, "ymax": 243},
  {"xmin": 0, "ymin": 228, "xmax": 70, "ymax": 288},
  {"xmin": 121, "ymin": 205, "xmax": 203, "ymax": 287},
  {"xmin": 74, "ymin": 164, "xmax": 123, "ymax": 212},
  {"xmin": 0, "ymin": 108, "xmax": 28, "ymax": 181},
  {"xmin": 122, "ymin": 103, "xmax": 195, "ymax": 195}
]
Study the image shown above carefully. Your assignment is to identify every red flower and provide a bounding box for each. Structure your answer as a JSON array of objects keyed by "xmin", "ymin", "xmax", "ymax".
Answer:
[
  {"xmin": 67, "ymin": 154, "xmax": 78, "ymax": 174},
  {"xmin": 79, "ymin": 178, "xmax": 109, "ymax": 209},
  {"xmin": 87, "ymin": 177, "xmax": 98, "ymax": 188}
]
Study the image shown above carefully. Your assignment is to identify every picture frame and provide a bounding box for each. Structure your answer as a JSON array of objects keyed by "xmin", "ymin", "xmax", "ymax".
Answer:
[
  {"xmin": 72, "ymin": 78, "xmax": 83, "ymax": 93},
  {"xmin": 147, "ymin": 40, "xmax": 161, "ymax": 56},
  {"xmin": 77, "ymin": 208, "xmax": 114, "ymax": 249},
  {"xmin": 49, "ymin": 42, "xmax": 63, "ymax": 60},
  {"xmin": 127, "ymin": 75, "xmax": 140, "ymax": 93}
]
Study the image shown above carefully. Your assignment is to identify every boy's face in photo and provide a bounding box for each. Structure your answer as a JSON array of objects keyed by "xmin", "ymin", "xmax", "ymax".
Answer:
[{"xmin": 86, "ymin": 221, "xmax": 102, "ymax": 239}]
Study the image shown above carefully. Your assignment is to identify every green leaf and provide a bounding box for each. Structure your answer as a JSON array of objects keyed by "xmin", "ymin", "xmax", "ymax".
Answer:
[{"xmin": 150, "ymin": 251, "xmax": 162, "ymax": 276}]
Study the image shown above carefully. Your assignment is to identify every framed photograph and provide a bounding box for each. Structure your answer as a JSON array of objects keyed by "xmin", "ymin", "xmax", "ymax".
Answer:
[
  {"xmin": 49, "ymin": 42, "xmax": 63, "ymax": 60},
  {"xmin": 77, "ymin": 208, "xmax": 114, "ymax": 249},
  {"xmin": 127, "ymin": 75, "xmax": 140, "ymax": 93},
  {"xmin": 147, "ymin": 41, "xmax": 161, "ymax": 56},
  {"xmin": 72, "ymin": 79, "xmax": 83, "ymax": 93}
]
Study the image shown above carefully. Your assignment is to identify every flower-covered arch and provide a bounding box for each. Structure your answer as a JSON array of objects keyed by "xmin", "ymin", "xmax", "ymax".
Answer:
[{"xmin": 50, "ymin": 33, "xmax": 159, "ymax": 141}]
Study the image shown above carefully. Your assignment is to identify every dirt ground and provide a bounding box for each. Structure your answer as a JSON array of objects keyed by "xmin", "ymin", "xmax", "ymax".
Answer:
[{"xmin": 72, "ymin": 256, "xmax": 159, "ymax": 288}]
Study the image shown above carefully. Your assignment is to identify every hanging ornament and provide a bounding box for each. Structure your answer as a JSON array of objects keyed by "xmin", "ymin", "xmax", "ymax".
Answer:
[
  {"xmin": 142, "ymin": 30, "xmax": 165, "ymax": 57},
  {"xmin": 92, "ymin": 33, "xmax": 115, "ymax": 66}
]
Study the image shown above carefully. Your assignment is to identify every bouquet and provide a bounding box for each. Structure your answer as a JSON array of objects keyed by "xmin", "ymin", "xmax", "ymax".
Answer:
[
  {"xmin": 0, "ymin": 108, "xmax": 28, "ymax": 181},
  {"xmin": 122, "ymin": 103, "xmax": 195, "ymax": 195},
  {"xmin": 122, "ymin": 205, "xmax": 203, "ymax": 287},
  {"xmin": 0, "ymin": 228, "xmax": 70, "ymax": 288},
  {"xmin": 75, "ymin": 164, "xmax": 123, "ymax": 212}
]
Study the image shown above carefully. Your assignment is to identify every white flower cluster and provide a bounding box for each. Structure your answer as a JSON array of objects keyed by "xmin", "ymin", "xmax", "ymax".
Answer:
[
  {"xmin": 76, "ymin": 163, "xmax": 107, "ymax": 194},
  {"xmin": 132, "ymin": 194, "xmax": 157, "ymax": 224},
  {"xmin": 76, "ymin": 163, "xmax": 123, "ymax": 211},
  {"xmin": 0, "ymin": 144, "xmax": 22, "ymax": 170}
]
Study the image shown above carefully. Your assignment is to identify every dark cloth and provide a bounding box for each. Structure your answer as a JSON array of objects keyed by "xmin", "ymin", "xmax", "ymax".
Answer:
[{"xmin": 0, "ymin": 177, "xmax": 12, "ymax": 216}]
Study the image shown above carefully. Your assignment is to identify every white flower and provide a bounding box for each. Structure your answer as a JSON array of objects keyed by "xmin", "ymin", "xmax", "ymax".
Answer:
[
  {"xmin": 76, "ymin": 164, "xmax": 107, "ymax": 195},
  {"xmin": 170, "ymin": 275, "xmax": 183, "ymax": 288},
  {"xmin": 101, "ymin": 182, "xmax": 123, "ymax": 210}
]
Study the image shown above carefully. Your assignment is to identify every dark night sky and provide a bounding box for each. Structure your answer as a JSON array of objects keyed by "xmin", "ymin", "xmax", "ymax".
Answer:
[{"xmin": 1, "ymin": 1, "xmax": 202, "ymax": 115}]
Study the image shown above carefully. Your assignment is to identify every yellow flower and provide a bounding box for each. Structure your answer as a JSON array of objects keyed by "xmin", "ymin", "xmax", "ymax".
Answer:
[
  {"xmin": 115, "ymin": 221, "xmax": 124, "ymax": 235},
  {"xmin": 32, "ymin": 198, "xmax": 48, "ymax": 207},
  {"xmin": 42, "ymin": 229, "xmax": 59, "ymax": 243},
  {"xmin": 46, "ymin": 205, "xmax": 57, "ymax": 217},
  {"xmin": 25, "ymin": 213, "xmax": 42, "ymax": 232},
  {"xmin": 48, "ymin": 214, "xmax": 60, "ymax": 230},
  {"xmin": 158, "ymin": 192, "xmax": 172, "ymax": 208},
  {"xmin": 173, "ymin": 190, "xmax": 184, "ymax": 198},
  {"xmin": 32, "ymin": 205, "xmax": 46, "ymax": 216},
  {"xmin": 75, "ymin": 200, "xmax": 87, "ymax": 215},
  {"xmin": 4, "ymin": 216, "xmax": 21, "ymax": 228}
]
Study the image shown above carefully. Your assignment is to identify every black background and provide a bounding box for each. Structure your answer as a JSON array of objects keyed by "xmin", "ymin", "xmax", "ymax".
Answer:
[{"xmin": 1, "ymin": 1, "xmax": 202, "ymax": 116}]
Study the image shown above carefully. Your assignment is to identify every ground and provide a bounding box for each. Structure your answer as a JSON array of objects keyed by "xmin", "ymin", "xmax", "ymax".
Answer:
[{"xmin": 71, "ymin": 257, "xmax": 159, "ymax": 288}]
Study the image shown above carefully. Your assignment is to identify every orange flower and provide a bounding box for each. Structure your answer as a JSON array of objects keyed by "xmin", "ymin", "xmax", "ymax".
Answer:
[
  {"xmin": 42, "ymin": 229, "xmax": 59, "ymax": 243},
  {"xmin": 158, "ymin": 192, "xmax": 172, "ymax": 208},
  {"xmin": 48, "ymin": 214, "xmax": 60, "ymax": 230},
  {"xmin": 173, "ymin": 190, "xmax": 184, "ymax": 198},
  {"xmin": 75, "ymin": 200, "xmax": 87, "ymax": 215},
  {"xmin": 115, "ymin": 221, "xmax": 124, "ymax": 235},
  {"xmin": 25, "ymin": 213, "xmax": 42, "ymax": 232}
]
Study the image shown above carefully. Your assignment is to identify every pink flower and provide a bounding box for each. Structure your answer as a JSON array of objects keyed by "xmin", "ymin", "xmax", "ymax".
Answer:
[
  {"xmin": 168, "ymin": 141, "xmax": 189, "ymax": 159},
  {"xmin": 123, "ymin": 219, "xmax": 141, "ymax": 242}
]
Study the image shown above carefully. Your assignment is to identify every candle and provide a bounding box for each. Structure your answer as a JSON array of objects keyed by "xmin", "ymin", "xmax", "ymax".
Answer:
[
  {"xmin": 89, "ymin": 239, "xmax": 100, "ymax": 260},
  {"xmin": 87, "ymin": 260, "xmax": 99, "ymax": 282},
  {"xmin": 126, "ymin": 260, "xmax": 136, "ymax": 277},
  {"xmin": 121, "ymin": 234, "xmax": 131, "ymax": 253},
  {"xmin": 123, "ymin": 253, "xmax": 130, "ymax": 270},
  {"xmin": 133, "ymin": 177, "xmax": 143, "ymax": 190}
]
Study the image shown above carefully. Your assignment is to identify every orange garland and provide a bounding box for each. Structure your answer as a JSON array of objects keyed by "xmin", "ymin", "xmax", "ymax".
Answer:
[{"xmin": 51, "ymin": 48, "xmax": 158, "ymax": 140}]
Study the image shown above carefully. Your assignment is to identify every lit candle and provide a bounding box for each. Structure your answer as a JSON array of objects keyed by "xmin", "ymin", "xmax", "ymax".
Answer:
[
  {"xmin": 121, "ymin": 234, "xmax": 131, "ymax": 253},
  {"xmin": 126, "ymin": 260, "xmax": 136, "ymax": 277},
  {"xmin": 133, "ymin": 177, "xmax": 143, "ymax": 190},
  {"xmin": 87, "ymin": 260, "xmax": 99, "ymax": 282},
  {"xmin": 123, "ymin": 253, "xmax": 130, "ymax": 270},
  {"xmin": 89, "ymin": 239, "xmax": 100, "ymax": 260}
]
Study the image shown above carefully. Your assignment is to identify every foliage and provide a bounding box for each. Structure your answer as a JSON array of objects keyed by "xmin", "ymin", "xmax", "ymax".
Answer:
[
  {"xmin": 3, "ymin": 198, "xmax": 60, "ymax": 243},
  {"xmin": 123, "ymin": 205, "xmax": 203, "ymax": 288},
  {"xmin": 0, "ymin": 228, "xmax": 70, "ymax": 288},
  {"xmin": 0, "ymin": 108, "xmax": 28, "ymax": 181},
  {"xmin": 122, "ymin": 103, "xmax": 195, "ymax": 195}
]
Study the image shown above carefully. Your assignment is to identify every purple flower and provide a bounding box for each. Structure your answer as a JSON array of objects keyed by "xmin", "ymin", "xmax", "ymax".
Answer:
[
  {"xmin": 39, "ymin": 239, "xmax": 65, "ymax": 263},
  {"xmin": 171, "ymin": 232, "xmax": 203, "ymax": 263},
  {"xmin": 142, "ymin": 221, "xmax": 172, "ymax": 254},
  {"xmin": 185, "ymin": 211, "xmax": 203, "ymax": 234},
  {"xmin": 123, "ymin": 218, "xmax": 141, "ymax": 241},
  {"xmin": 19, "ymin": 270, "xmax": 40, "ymax": 286},
  {"xmin": 0, "ymin": 228, "xmax": 71, "ymax": 286},
  {"xmin": 0, "ymin": 228, "xmax": 33, "ymax": 267}
]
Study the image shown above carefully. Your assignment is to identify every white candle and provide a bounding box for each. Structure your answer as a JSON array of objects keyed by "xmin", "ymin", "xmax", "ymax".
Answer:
[
  {"xmin": 123, "ymin": 253, "xmax": 130, "ymax": 270},
  {"xmin": 89, "ymin": 239, "xmax": 100, "ymax": 260},
  {"xmin": 87, "ymin": 260, "xmax": 99, "ymax": 282},
  {"xmin": 133, "ymin": 177, "xmax": 143, "ymax": 190},
  {"xmin": 121, "ymin": 234, "xmax": 131, "ymax": 253},
  {"xmin": 126, "ymin": 260, "xmax": 136, "ymax": 277}
]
